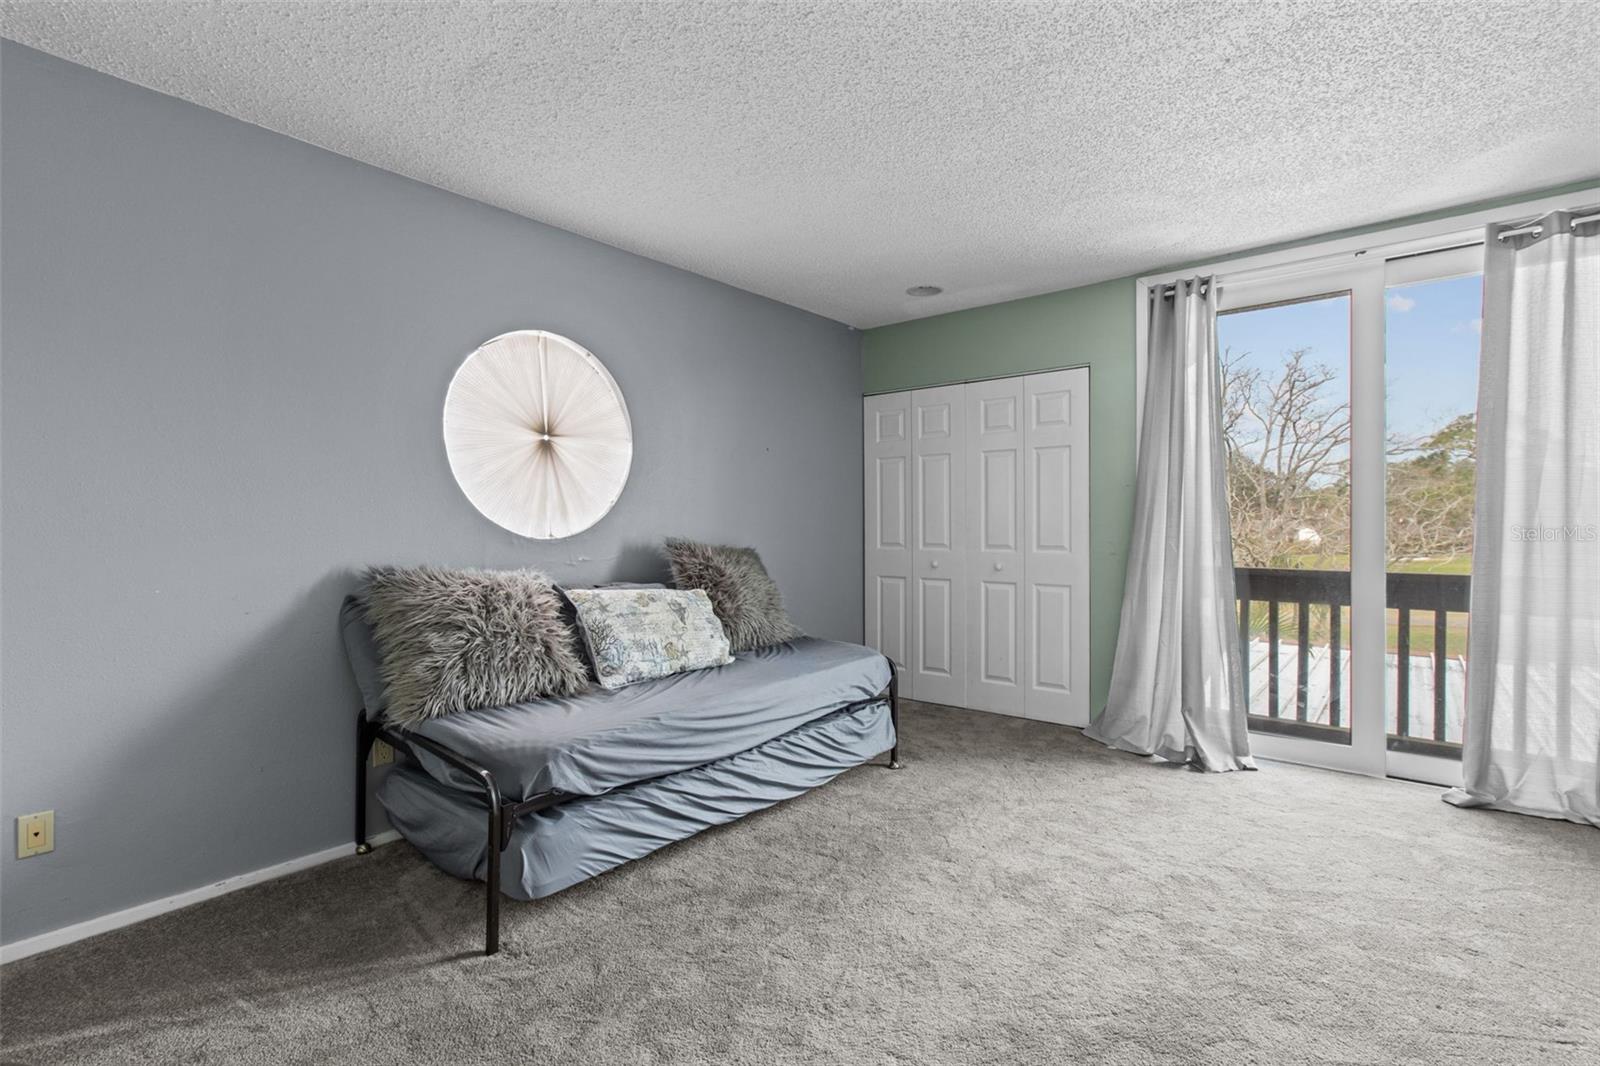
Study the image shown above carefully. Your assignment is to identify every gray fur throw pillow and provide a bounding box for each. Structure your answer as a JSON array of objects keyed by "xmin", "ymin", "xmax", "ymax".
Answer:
[
  {"xmin": 663, "ymin": 539, "xmax": 801, "ymax": 652},
  {"xmin": 360, "ymin": 566, "xmax": 590, "ymax": 727}
]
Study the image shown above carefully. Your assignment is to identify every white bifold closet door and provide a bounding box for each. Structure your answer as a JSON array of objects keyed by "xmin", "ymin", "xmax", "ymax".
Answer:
[
  {"xmin": 909, "ymin": 385, "xmax": 967, "ymax": 706},
  {"xmin": 863, "ymin": 393, "xmax": 912, "ymax": 673},
  {"xmin": 965, "ymin": 376, "xmax": 1025, "ymax": 716},
  {"xmin": 864, "ymin": 368, "xmax": 1089, "ymax": 726},
  {"xmin": 1021, "ymin": 369, "xmax": 1089, "ymax": 725}
]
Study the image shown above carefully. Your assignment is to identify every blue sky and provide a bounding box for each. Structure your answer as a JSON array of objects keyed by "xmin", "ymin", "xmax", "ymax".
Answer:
[
  {"xmin": 1216, "ymin": 274, "xmax": 1482, "ymax": 449},
  {"xmin": 1382, "ymin": 273, "xmax": 1483, "ymax": 443}
]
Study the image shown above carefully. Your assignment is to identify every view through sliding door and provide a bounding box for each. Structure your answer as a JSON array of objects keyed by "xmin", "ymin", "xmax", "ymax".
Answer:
[
  {"xmin": 1379, "ymin": 246, "xmax": 1483, "ymax": 785},
  {"xmin": 1216, "ymin": 245, "xmax": 1484, "ymax": 784}
]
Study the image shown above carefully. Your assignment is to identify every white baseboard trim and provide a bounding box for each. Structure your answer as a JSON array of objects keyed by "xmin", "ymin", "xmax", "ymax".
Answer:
[{"xmin": 0, "ymin": 830, "xmax": 403, "ymax": 965}]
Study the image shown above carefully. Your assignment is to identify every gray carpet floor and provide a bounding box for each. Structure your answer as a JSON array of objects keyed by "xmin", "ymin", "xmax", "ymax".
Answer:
[{"xmin": 2, "ymin": 702, "xmax": 1596, "ymax": 1066}]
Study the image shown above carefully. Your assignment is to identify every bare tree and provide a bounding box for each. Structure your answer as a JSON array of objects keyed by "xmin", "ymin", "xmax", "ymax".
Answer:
[
  {"xmin": 1221, "ymin": 347, "xmax": 1351, "ymax": 568},
  {"xmin": 1386, "ymin": 414, "xmax": 1475, "ymax": 562},
  {"xmin": 1222, "ymin": 347, "xmax": 1476, "ymax": 570}
]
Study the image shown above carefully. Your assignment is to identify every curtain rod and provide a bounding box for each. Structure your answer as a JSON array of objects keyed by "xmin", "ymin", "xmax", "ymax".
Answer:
[
  {"xmin": 1153, "ymin": 279, "xmax": 1214, "ymax": 299},
  {"xmin": 1149, "ymin": 202, "xmax": 1599, "ymax": 297},
  {"xmin": 1495, "ymin": 206, "xmax": 1600, "ymax": 242}
]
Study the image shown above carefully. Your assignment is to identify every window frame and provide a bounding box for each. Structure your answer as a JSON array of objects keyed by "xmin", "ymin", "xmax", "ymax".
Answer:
[
  {"xmin": 1215, "ymin": 261, "xmax": 1390, "ymax": 778},
  {"xmin": 1129, "ymin": 190, "xmax": 1600, "ymax": 780}
]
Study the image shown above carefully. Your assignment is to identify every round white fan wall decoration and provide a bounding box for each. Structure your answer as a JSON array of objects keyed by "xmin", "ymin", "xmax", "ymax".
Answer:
[{"xmin": 443, "ymin": 330, "xmax": 633, "ymax": 539}]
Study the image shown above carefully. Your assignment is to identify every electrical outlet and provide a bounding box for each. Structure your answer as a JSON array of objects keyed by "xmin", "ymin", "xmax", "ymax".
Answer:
[
  {"xmin": 17, "ymin": 811, "xmax": 54, "ymax": 858},
  {"xmin": 371, "ymin": 740, "xmax": 394, "ymax": 767}
]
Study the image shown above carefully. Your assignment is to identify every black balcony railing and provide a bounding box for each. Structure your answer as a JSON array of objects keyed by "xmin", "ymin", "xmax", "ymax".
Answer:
[{"xmin": 1234, "ymin": 567, "xmax": 1470, "ymax": 757}]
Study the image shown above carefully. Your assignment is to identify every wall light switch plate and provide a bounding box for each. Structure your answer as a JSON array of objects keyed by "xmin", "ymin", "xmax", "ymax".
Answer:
[
  {"xmin": 371, "ymin": 740, "xmax": 394, "ymax": 767},
  {"xmin": 17, "ymin": 811, "xmax": 54, "ymax": 858}
]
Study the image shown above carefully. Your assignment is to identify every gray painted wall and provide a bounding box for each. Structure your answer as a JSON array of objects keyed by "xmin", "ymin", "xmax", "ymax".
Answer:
[{"xmin": 0, "ymin": 42, "xmax": 863, "ymax": 945}]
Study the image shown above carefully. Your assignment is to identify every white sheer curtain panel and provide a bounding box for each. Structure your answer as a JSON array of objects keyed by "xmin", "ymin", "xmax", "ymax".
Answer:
[
  {"xmin": 1087, "ymin": 277, "xmax": 1254, "ymax": 772},
  {"xmin": 1445, "ymin": 210, "xmax": 1600, "ymax": 825}
]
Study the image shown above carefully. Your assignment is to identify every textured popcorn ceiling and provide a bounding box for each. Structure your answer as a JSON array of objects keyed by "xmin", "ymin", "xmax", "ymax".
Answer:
[{"xmin": 3, "ymin": 2, "xmax": 1598, "ymax": 327}]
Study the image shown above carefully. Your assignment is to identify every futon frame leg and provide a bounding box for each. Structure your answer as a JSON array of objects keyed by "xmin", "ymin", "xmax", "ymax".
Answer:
[
  {"xmin": 354, "ymin": 706, "xmax": 511, "ymax": 956},
  {"xmin": 886, "ymin": 660, "xmax": 903, "ymax": 770},
  {"xmin": 485, "ymin": 803, "xmax": 502, "ymax": 955},
  {"xmin": 355, "ymin": 711, "xmax": 374, "ymax": 855}
]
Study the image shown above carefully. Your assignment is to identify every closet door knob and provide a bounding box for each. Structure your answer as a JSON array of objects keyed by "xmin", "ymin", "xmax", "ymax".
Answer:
[
  {"xmin": 930, "ymin": 560, "xmax": 940, "ymax": 569},
  {"xmin": 994, "ymin": 562, "xmax": 1004, "ymax": 571}
]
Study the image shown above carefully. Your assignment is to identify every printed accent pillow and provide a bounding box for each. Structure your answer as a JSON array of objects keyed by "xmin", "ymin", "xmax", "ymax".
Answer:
[
  {"xmin": 664, "ymin": 538, "xmax": 801, "ymax": 651},
  {"xmin": 361, "ymin": 566, "xmax": 591, "ymax": 727},
  {"xmin": 564, "ymin": 588, "xmax": 734, "ymax": 689}
]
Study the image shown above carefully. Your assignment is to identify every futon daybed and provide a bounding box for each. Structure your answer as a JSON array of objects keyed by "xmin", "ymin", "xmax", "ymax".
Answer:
[{"xmin": 342, "ymin": 597, "xmax": 900, "ymax": 955}]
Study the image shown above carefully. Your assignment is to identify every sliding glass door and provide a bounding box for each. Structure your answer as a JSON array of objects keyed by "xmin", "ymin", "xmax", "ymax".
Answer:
[
  {"xmin": 1380, "ymin": 246, "xmax": 1483, "ymax": 784},
  {"xmin": 1216, "ymin": 246, "xmax": 1484, "ymax": 783},
  {"xmin": 1219, "ymin": 267, "xmax": 1380, "ymax": 776}
]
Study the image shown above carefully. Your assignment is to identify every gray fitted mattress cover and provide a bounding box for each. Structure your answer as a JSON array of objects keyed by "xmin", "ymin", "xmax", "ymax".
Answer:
[
  {"xmin": 378, "ymin": 698, "xmax": 894, "ymax": 901},
  {"xmin": 393, "ymin": 637, "xmax": 891, "ymax": 801}
]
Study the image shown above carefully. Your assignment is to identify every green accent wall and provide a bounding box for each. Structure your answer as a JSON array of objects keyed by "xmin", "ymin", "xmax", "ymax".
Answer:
[{"xmin": 861, "ymin": 180, "xmax": 1598, "ymax": 721}]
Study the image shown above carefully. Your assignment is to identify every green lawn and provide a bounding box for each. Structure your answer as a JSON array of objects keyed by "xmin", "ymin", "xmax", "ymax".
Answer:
[
  {"xmin": 1242, "ymin": 604, "xmax": 1469, "ymax": 659},
  {"xmin": 1388, "ymin": 555, "xmax": 1472, "ymax": 575},
  {"xmin": 1274, "ymin": 553, "xmax": 1472, "ymax": 574}
]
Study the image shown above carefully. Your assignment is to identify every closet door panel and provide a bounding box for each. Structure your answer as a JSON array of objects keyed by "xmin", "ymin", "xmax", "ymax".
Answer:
[
  {"xmin": 864, "ymin": 394, "xmax": 912, "ymax": 673},
  {"xmin": 1023, "ymin": 369, "xmax": 1090, "ymax": 725},
  {"xmin": 964, "ymin": 376, "xmax": 1025, "ymax": 716},
  {"xmin": 910, "ymin": 385, "xmax": 967, "ymax": 706}
]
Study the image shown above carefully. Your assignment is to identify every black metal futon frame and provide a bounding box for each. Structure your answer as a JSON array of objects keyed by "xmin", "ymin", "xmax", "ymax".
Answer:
[{"xmin": 354, "ymin": 662, "xmax": 901, "ymax": 955}]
